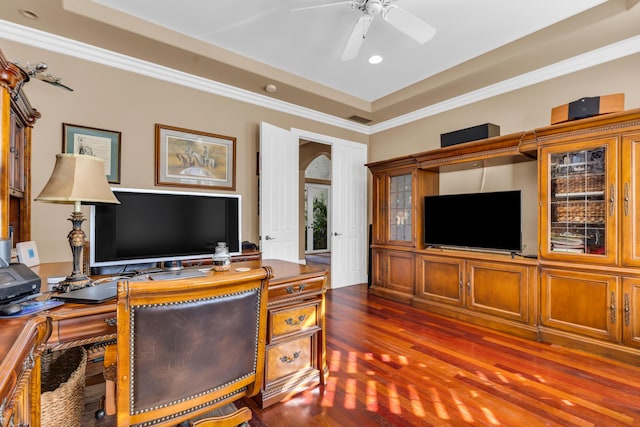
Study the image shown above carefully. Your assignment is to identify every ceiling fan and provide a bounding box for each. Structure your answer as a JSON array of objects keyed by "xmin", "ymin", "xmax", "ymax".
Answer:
[
  {"xmin": 293, "ymin": 0, "xmax": 436, "ymax": 60},
  {"xmin": 11, "ymin": 61, "xmax": 74, "ymax": 91}
]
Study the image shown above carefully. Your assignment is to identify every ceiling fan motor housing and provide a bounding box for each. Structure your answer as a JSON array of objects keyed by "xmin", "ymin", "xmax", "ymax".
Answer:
[{"xmin": 364, "ymin": 0, "xmax": 383, "ymax": 15}]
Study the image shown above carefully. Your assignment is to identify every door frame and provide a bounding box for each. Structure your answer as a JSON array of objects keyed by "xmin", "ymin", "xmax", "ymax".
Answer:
[{"xmin": 292, "ymin": 128, "xmax": 368, "ymax": 287}]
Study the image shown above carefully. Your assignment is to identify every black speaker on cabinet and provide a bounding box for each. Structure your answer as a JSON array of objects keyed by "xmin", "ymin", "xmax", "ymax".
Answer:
[
  {"xmin": 568, "ymin": 96, "xmax": 601, "ymax": 121},
  {"xmin": 440, "ymin": 123, "xmax": 500, "ymax": 148}
]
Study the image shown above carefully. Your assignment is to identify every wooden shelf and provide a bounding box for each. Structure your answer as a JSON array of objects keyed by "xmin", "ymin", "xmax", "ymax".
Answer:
[{"xmin": 412, "ymin": 131, "xmax": 535, "ymax": 172}]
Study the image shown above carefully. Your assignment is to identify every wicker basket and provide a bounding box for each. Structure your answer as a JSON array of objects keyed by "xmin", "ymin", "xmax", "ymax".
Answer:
[
  {"xmin": 556, "ymin": 201, "xmax": 605, "ymax": 223},
  {"xmin": 554, "ymin": 175, "xmax": 604, "ymax": 194},
  {"xmin": 41, "ymin": 347, "xmax": 87, "ymax": 427}
]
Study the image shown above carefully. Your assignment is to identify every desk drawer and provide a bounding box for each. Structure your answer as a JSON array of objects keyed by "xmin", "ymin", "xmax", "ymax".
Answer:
[
  {"xmin": 49, "ymin": 312, "xmax": 116, "ymax": 349},
  {"xmin": 270, "ymin": 302, "xmax": 319, "ymax": 341},
  {"xmin": 266, "ymin": 334, "xmax": 313, "ymax": 384},
  {"xmin": 268, "ymin": 276, "xmax": 324, "ymax": 302}
]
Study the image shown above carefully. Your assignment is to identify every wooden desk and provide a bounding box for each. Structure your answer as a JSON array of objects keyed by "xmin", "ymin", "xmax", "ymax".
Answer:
[{"xmin": 0, "ymin": 260, "xmax": 327, "ymax": 426}]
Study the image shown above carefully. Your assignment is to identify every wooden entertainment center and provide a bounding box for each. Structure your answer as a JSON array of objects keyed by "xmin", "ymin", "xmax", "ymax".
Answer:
[{"xmin": 367, "ymin": 108, "xmax": 640, "ymax": 364}]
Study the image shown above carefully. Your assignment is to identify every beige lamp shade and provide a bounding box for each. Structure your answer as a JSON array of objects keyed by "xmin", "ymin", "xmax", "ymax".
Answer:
[{"xmin": 35, "ymin": 154, "xmax": 120, "ymax": 205}]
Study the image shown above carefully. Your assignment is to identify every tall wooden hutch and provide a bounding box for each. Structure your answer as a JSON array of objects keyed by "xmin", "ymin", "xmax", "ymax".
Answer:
[
  {"xmin": 1, "ymin": 49, "xmax": 40, "ymax": 249},
  {"xmin": 367, "ymin": 108, "xmax": 640, "ymax": 364}
]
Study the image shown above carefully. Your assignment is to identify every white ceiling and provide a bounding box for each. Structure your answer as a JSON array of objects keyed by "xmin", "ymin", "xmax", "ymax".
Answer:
[{"xmin": 91, "ymin": 0, "xmax": 606, "ymax": 102}]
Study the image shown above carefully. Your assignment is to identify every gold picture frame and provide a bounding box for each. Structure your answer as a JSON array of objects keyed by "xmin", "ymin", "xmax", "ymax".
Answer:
[{"xmin": 155, "ymin": 124, "xmax": 236, "ymax": 191}]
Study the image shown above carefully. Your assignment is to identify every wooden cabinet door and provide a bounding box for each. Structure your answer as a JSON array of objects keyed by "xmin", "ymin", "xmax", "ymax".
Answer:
[
  {"xmin": 621, "ymin": 133, "xmax": 640, "ymax": 267},
  {"xmin": 371, "ymin": 167, "xmax": 417, "ymax": 247},
  {"xmin": 622, "ymin": 278, "xmax": 640, "ymax": 349},
  {"xmin": 415, "ymin": 254, "xmax": 464, "ymax": 307},
  {"xmin": 370, "ymin": 248, "xmax": 385, "ymax": 289},
  {"xmin": 385, "ymin": 250, "xmax": 414, "ymax": 296},
  {"xmin": 385, "ymin": 169, "xmax": 415, "ymax": 247},
  {"xmin": 540, "ymin": 268, "xmax": 620, "ymax": 342},
  {"xmin": 539, "ymin": 137, "xmax": 618, "ymax": 265},
  {"xmin": 466, "ymin": 260, "xmax": 533, "ymax": 323}
]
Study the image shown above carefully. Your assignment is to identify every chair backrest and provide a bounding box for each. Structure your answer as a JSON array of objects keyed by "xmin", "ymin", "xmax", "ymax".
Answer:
[{"xmin": 114, "ymin": 266, "xmax": 272, "ymax": 427}]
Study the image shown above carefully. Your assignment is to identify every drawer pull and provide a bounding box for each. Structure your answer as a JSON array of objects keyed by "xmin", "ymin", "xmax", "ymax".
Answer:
[
  {"xmin": 609, "ymin": 184, "xmax": 615, "ymax": 217},
  {"xmin": 279, "ymin": 351, "xmax": 301, "ymax": 364},
  {"xmin": 286, "ymin": 284, "xmax": 306, "ymax": 294},
  {"xmin": 624, "ymin": 182, "xmax": 630, "ymax": 216},
  {"xmin": 285, "ymin": 315, "xmax": 307, "ymax": 326},
  {"xmin": 610, "ymin": 291, "xmax": 617, "ymax": 324},
  {"xmin": 104, "ymin": 317, "xmax": 117, "ymax": 327},
  {"xmin": 624, "ymin": 293, "xmax": 631, "ymax": 326}
]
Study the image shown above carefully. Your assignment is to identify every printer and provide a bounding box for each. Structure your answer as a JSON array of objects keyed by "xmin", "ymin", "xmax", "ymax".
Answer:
[{"xmin": 0, "ymin": 263, "xmax": 40, "ymax": 303}]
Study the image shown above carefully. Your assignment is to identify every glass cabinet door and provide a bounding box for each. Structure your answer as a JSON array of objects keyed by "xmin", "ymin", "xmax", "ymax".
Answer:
[
  {"xmin": 542, "ymin": 139, "xmax": 617, "ymax": 264},
  {"xmin": 388, "ymin": 173, "xmax": 412, "ymax": 243}
]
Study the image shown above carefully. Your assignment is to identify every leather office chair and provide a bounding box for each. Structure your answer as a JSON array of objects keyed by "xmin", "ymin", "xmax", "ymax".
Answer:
[{"xmin": 102, "ymin": 266, "xmax": 272, "ymax": 427}]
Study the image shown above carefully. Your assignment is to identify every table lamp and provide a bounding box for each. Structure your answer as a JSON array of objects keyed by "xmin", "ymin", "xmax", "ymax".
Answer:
[{"xmin": 36, "ymin": 153, "xmax": 120, "ymax": 292}]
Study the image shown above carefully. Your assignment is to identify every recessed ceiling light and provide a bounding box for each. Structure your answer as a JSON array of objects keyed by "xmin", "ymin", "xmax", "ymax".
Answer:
[
  {"xmin": 18, "ymin": 9, "xmax": 39, "ymax": 20},
  {"xmin": 368, "ymin": 55, "xmax": 383, "ymax": 65}
]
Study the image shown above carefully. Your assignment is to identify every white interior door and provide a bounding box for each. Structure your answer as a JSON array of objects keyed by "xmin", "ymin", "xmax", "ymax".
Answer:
[
  {"xmin": 330, "ymin": 140, "xmax": 367, "ymax": 288},
  {"xmin": 259, "ymin": 122, "xmax": 299, "ymax": 262}
]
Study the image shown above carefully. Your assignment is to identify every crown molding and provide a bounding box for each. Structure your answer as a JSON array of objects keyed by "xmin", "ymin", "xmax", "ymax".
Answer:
[
  {"xmin": 1, "ymin": 19, "xmax": 639, "ymax": 137},
  {"xmin": 0, "ymin": 19, "xmax": 369, "ymax": 134},
  {"xmin": 371, "ymin": 35, "xmax": 640, "ymax": 134}
]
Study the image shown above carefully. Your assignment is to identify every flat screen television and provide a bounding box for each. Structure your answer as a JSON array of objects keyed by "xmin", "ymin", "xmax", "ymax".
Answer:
[
  {"xmin": 90, "ymin": 188, "xmax": 241, "ymax": 272},
  {"xmin": 424, "ymin": 190, "xmax": 522, "ymax": 253}
]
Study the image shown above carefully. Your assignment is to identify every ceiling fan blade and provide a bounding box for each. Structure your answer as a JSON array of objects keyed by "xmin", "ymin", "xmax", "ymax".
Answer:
[
  {"xmin": 291, "ymin": 1, "xmax": 354, "ymax": 12},
  {"xmin": 42, "ymin": 80, "xmax": 74, "ymax": 92},
  {"xmin": 382, "ymin": 5, "xmax": 436, "ymax": 44},
  {"xmin": 36, "ymin": 74, "xmax": 74, "ymax": 91},
  {"xmin": 341, "ymin": 14, "xmax": 373, "ymax": 61}
]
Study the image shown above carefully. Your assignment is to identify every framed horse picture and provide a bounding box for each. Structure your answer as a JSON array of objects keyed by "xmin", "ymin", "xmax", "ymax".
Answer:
[{"xmin": 155, "ymin": 124, "xmax": 236, "ymax": 190}]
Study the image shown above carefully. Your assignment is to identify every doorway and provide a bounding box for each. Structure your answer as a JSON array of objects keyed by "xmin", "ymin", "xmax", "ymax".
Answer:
[{"xmin": 260, "ymin": 123, "xmax": 367, "ymax": 288}]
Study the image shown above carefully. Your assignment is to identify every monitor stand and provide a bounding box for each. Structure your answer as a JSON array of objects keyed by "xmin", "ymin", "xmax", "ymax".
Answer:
[{"xmin": 162, "ymin": 260, "xmax": 183, "ymax": 271}]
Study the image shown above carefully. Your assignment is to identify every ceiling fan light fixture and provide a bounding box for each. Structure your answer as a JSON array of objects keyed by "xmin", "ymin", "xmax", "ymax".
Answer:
[
  {"xmin": 365, "ymin": 0, "xmax": 383, "ymax": 15},
  {"xmin": 368, "ymin": 55, "xmax": 383, "ymax": 64}
]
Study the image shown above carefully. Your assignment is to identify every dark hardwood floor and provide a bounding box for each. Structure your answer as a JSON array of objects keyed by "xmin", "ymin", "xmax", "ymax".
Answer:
[{"xmin": 83, "ymin": 284, "xmax": 640, "ymax": 426}]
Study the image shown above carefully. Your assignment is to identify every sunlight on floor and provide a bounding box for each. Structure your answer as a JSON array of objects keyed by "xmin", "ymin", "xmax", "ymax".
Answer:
[
  {"xmin": 310, "ymin": 346, "xmax": 571, "ymax": 425},
  {"xmin": 323, "ymin": 348, "xmax": 484, "ymax": 423}
]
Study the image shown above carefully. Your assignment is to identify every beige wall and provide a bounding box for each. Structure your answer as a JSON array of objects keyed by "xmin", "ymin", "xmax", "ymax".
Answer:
[
  {"xmin": 2, "ymin": 40, "xmax": 367, "ymax": 263},
  {"xmin": 4, "ymin": 38, "xmax": 640, "ymax": 263}
]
